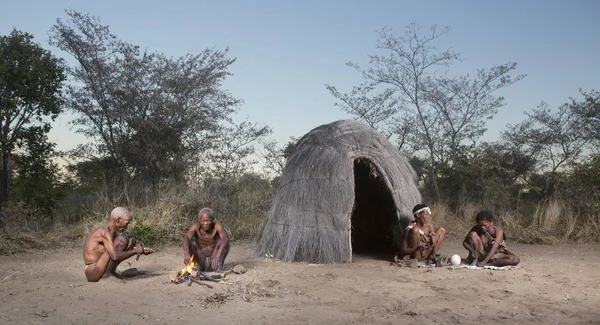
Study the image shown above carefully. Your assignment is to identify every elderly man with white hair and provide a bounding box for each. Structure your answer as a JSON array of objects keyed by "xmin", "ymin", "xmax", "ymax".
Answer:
[
  {"xmin": 182, "ymin": 207, "xmax": 230, "ymax": 272},
  {"xmin": 83, "ymin": 207, "xmax": 154, "ymax": 282}
]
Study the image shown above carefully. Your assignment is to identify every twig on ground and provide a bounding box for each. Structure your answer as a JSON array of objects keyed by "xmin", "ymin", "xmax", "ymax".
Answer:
[
  {"xmin": 0, "ymin": 271, "xmax": 19, "ymax": 283},
  {"xmin": 191, "ymin": 278, "xmax": 214, "ymax": 289}
]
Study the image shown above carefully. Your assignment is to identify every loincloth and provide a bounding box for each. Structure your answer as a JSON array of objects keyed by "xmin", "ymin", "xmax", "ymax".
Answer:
[{"xmin": 203, "ymin": 255, "xmax": 212, "ymax": 271}]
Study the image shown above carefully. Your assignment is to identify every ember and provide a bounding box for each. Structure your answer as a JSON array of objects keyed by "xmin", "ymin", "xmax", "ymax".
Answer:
[{"xmin": 170, "ymin": 255, "xmax": 222, "ymax": 285}]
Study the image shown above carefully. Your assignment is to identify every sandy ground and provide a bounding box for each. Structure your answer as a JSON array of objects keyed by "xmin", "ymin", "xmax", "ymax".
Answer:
[{"xmin": 1, "ymin": 239, "xmax": 599, "ymax": 325}]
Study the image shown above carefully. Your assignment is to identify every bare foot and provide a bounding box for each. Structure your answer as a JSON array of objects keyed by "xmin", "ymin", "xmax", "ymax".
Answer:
[
  {"xmin": 466, "ymin": 252, "xmax": 479, "ymax": 266},
  {"xmin": 470, "ymin": 255, "xmax": 479, "ymax": 266}
]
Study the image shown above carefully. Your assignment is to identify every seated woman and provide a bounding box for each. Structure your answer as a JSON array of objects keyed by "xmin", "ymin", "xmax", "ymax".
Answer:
[
  {"xmin": 463, "ymin": 210, "xmax": 520, "ymax": 267},
  {"xmin": 396, "ymin": 204, "xmax": 446, "ymax": 264}
]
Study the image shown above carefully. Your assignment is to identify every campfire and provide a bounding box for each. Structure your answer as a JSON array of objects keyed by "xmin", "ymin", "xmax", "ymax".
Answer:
[{"xmin": 171, "ymin": 255, "xmax": 222, "ymax": 285}]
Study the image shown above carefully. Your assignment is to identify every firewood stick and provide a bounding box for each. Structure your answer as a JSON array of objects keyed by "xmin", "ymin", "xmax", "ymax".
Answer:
[
  {"xmin": 190, "ymin": 278, "xmax": 214, "ymax": 288},
  {"xmin": 197, "ymin": 270, "xmax": 220, "ymax": 283}
]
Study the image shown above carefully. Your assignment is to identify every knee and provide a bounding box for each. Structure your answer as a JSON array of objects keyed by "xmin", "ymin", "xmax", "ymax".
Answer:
[
  {"xmin": 468, "ymin": 231, "xmax": 478, "ymax": 240},
  {"xmin": 438, "ymin": 227, "xmax": 446, "ymax": 236},
  {"xmin": 114, "ymin": 235, "xmax": 129, "ymax": 251},
  {"xmin": 512, "ymin": 256, "xmax": 520, "ymax": 265}
]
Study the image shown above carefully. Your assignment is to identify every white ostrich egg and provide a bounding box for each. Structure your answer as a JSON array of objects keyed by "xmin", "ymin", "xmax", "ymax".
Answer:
[{"xmin": 450, "ymin": 254, "xmax": 461, "ymax": 266}]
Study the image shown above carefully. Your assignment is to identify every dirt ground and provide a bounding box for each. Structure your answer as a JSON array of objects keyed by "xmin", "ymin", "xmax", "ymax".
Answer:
[{"xmin": 1, "ymin": 239, "xmax": 599, "ymax": 325}]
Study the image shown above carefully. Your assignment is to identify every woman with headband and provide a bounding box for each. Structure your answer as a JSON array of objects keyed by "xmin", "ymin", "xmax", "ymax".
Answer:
[{"xmin": 396, "ymin": 204, "xmax": 446, "ymax": 265}]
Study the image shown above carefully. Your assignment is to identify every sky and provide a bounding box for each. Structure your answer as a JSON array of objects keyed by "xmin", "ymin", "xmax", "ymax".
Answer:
[{"xmin": 1, "ymin": 0, "xmax": 599, "ymax": 152}]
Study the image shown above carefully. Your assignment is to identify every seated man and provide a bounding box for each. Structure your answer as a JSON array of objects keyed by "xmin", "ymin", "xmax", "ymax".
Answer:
[
  {"xmin": 463, "ymin": 210, "xmax": 520, "ymax": 267},
  {"xmin": 83, "ymin": 207, "xmax": 154, "ymax": 282},
  {"xmin": 396, "ymin": 204, "xmax": 446, "ymax": 264},
  {"xmin": 183, "ymin": 207, "xmax": 230, "ymax": 272}
]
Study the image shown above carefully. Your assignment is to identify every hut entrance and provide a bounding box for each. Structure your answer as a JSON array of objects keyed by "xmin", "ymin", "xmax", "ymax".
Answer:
[{"xmin": 351, "ymin": 158, "xmax": 398, "ymax": 257}]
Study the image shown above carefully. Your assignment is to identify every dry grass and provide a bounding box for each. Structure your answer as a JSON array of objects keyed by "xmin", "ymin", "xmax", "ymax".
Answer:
[
  {"xmin": 220, "ymin": 267, "xmax": 279, "ymax": 303},
  {"xmin": 437, "ymin": 199, "xmax": 600, "ymax": 245},
  {"xmin": 0, "ymin": 176, "xmax": 273, "ymax": 255},
  {"xmin": 196, "ymin": 267, "xmax": 278, "ymax": 308},
  {"xmin": 2, "ymin": 176, "xmax": 599, "ymax": 256}
]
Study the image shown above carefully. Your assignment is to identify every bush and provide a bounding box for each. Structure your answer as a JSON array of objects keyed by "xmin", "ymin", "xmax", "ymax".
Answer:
[{"xmin": 127, "ymin": 221, "xmax": 160, "ymax": 246}]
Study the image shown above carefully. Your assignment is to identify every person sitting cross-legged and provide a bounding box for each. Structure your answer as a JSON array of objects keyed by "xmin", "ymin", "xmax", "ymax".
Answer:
[
  {"xmin": 396, "ymin": 204, "xmax": 446, "ymax": 265},
  {"xmin": 463, "ymin": 210, "xmax": 520, "ymax": 267}
]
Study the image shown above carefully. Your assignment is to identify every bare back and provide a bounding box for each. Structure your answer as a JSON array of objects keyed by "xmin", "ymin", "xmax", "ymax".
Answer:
[{"xmin": 83, "ymin": 226, "xmax": 114, "ymax": 265}]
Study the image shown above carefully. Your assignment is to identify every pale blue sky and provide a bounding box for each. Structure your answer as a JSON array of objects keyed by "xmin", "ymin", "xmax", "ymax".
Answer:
[{"xmin": 1, "ymin": 0, "xmax": 599, "ymax": 151}]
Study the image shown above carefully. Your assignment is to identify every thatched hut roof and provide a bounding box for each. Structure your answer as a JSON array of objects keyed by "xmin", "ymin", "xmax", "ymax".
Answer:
[{"xmin": 257, "ymin": 119, "xmax": 422, "ymax": 264}]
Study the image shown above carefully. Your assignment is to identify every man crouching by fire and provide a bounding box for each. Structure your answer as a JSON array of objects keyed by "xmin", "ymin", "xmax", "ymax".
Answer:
[
  {"xmin": 183, "ymin": 208, "xmax": 230, "ymax": 272},
  {"xmin": 83, "ymin": 207, "xmax": 154, "ymax": 282}
]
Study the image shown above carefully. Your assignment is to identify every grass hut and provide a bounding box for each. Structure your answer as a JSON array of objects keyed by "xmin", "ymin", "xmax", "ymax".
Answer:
[{"xmin": 257, "ymin": 119, "xmax": 422, "ymax": 263}]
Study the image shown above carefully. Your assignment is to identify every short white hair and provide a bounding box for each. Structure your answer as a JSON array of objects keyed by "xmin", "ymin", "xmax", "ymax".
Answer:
[
  {"xmin": 198, "ymin": 207, "xmax": 214, "ymax": 220},
  {"xmin": 110, "ymin": 207, "xmax": 131, "ymax": 220}
]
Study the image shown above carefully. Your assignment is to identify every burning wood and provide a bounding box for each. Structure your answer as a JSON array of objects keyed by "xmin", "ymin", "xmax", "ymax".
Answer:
[{"xmin": 170, "ymin": 255, "xmax": 222, "ymax": 285}]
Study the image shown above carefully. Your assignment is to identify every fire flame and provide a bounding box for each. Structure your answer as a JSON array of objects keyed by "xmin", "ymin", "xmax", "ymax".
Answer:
[{"xmin": 171, "ymin": 254, "xmax": 198, "ymax": 282}]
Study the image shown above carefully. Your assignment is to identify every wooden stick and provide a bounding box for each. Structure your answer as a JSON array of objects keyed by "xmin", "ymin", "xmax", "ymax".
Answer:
[
  {"xmin": 197, "ymin": 270, "xmax": 221, "ymax": 283},
  {"xmin": 0, "ymin": 271, "xmax": 19, "ymax": 283},
  {"xmin": 191, "ymin": 278, "xmax": 214, "ymax": 289}
]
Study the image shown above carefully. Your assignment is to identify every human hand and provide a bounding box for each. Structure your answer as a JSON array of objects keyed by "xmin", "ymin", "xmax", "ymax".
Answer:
[
  {"xmin": 476, "ymin": 260, "xmax": 487, "ymax": 267},
  {"xmin": 136, "ymin": 247, "xmax": 153, "ymax": 255},
  {"xmin": 211, "ymin": 258, "xmax": 221, "ymax": 272},
  {"xmin": 184, "ymin": 254, "xmax": 190, "ymax": 265}
]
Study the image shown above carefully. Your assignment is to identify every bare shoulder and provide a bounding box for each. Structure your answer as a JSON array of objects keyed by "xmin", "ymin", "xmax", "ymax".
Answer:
[
  {"xmin": 214, "ymin": 221, "xmax": 225, "ymax": 230},
  {"xmin": 188, "ymin": 222, "xmax": 200, "ymax": 232},
  {"xmin": 409, "ymin": 224, "xmax": 422, "ymax": 234},
  {"xmin": 493, "ymin": 225, "xmax": 505, "ymax": 236},
  {"xmin": 90, "ymin": 226, "xmax": 110, "ymax": 241}
]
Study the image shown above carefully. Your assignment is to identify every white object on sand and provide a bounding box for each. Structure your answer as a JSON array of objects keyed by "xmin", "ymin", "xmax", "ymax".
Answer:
[
  {"xmin": 450, "ymin": 254, "xmax": 461, "ymax": 266},
  {"xmin": 457, "ymin": 265, "xmax": 508, "ymax": 270}
]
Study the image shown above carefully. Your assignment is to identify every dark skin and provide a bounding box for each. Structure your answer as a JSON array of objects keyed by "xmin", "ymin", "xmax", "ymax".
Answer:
[
  {"xmin": 83, "ymin": 211, "xmax": 153, "ymax": 282},
  {"xmin": 183, "ymin": 212, "xmax": 230, "ymax": 272},
  {"xmin": 463, "ymin": 220, "xmax": 520, "ymax": 267},
  {"xmin": 399, "ymin": 210, "xmax": 446, "ymax": 263}
]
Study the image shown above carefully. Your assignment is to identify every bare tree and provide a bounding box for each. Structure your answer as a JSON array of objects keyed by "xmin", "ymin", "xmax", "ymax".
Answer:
[
  {"xmin": 202, "ymin": 120, "xmax": 272, "ymax": 181},
  {"xmin": 569, "ymin": 89, "xmax": 600, "ymax": 148},
  {"xmin": 259, "ymin": 137, "xmax": 298, "ymax": 178},
  {"xmin": 331, "ymin": 23, "xmax": 460, "ymax": 201},
  {"xmin": 426, "ymin": 63, "xmax": 525, "ymax": 204},
  {"xmin": 328, "ymin": 23, "xmax": 525, "ymax": 202},
  {"xmin": 325, "ymin": 83, "xmax": 397, "ymax": 137},
  {"xmin": 503, "ymin": 101, "xmax": 587, "ymax": 174}
]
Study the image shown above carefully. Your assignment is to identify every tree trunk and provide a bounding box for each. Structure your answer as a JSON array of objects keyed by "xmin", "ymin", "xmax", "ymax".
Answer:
[
  {"xmin": 104, "ymin": 159, "xmax": 113, "ymax": 203},
  {"xmin": 118, "ymin": 164, "xmax": 129, "ymax": 206},
  {"xmin": 0, "ymin": 149, "xmax": 10, "ymax": 210},
  {"xmin": 428, "ymin": 152, "xmax": 441, "ymax": 203}
]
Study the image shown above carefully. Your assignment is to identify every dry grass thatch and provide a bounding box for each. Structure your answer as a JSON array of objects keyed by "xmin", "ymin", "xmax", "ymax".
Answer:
[{"xmin": 257, "ymin": 120, "xmax": 422, "ymax": 263}]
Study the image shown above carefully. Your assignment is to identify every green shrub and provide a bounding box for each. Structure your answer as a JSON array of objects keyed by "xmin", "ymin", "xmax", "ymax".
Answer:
[{"xmin": 127, "ymin": 221, "xmax": 160, "ymax": 246}]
